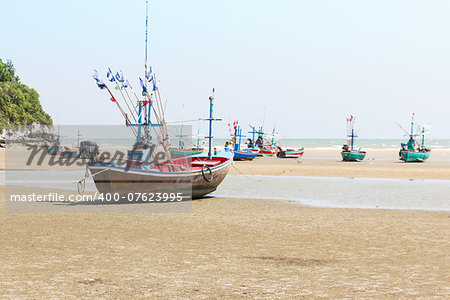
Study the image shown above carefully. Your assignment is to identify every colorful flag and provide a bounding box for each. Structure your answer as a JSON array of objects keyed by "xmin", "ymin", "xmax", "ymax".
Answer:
[
  {"xmin": 107, "ymin": 68, "xmax": 115, "ymax": 82},
  {"xmin": 110, "ymin": 96, "xmax": 116, "ymax": 102},
  {"xmin": 139, "ymin": 78, "xmax": 148, "ymax": 96},
  {"xmin": 152, "ymin": 74, "xmax": 159, "ymax": 91},
  {"xmin": 93, "ymin": 70, "xmax": 106, "ymax": 90},
  {"xmin": 115, "ymin": 71, "xmax": 124, "ymax": 83},
  {"xmin": 145, "ymin": 66, "xmax": 153, "ymax": 82},
  {"xmin": 123, "ymin": 78, "xmax": 129, "ymax": 88}
]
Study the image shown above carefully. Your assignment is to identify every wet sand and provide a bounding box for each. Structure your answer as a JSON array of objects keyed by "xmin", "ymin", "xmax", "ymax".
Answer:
[
  {"xmin": 1, "ymin": 148, "xmax": 449, "ymax": 298},
  {"xmin": 0, "ymin": 187, "xmax": 449, "ymax": 298}
]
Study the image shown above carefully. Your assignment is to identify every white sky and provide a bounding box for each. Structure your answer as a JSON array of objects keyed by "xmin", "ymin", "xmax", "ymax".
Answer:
[{"xmin": 1, "ymin": 0, "xmax": 449, "ymax": 138}]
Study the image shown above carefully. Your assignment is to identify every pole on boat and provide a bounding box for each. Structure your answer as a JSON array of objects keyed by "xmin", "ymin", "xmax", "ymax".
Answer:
[
  {"xmin": 137, "ymin": 103, "xmax": 142, "ymax": 144},
  {"xmin": 248, "ymin": 126, "xmax": 259, "ymax": 149},
  {"xmin": 205, "ymin": 88, "xmax": 222, "ymax": 160},
  {"xmin": 351, "ymin": 128, "xmax": 354, "ymax": 151},
  {"xmin": 207, "ymin": 90, "xmax": 214, "ymax": 159}
]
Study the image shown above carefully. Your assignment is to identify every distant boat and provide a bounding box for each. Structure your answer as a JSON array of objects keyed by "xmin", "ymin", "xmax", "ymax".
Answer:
[
  {"xmin": 341, "ymin": 115, "xmax": 366, "ymax": 162},
  {"xmin": 258, "ymin": 146, "xmax": 278, "ymax": 156},
  {"xmin": 233, "ymin": 150, "xmax": 258, "ymax": 161},
  {"xmin": 398, "ymin": 113, "xmax": 431, "ymax": 162},
  {"xmin": 250, "ymin": 125, "xmax": 279, "ymax": 157},
  {"xmin": 230, "ymin": 124, "xmax": 259, "ymax": 161},
  {"xmin": 46, "ymin": 127, "xmax": 78, "ymax": 157},
  {"xmin": 170, "ymin": 147, "xmax": 204, "ymax": 158},
  {"xmin": 277, "ymin": 147, "xmax": 304, "ymax": 158}
]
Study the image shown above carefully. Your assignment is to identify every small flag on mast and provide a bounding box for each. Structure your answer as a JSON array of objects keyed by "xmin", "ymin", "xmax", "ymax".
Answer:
[
  {"xmin": 152, "ymin": 74, "xmax": 159, "ymax": 91},
  {"xmin": 93, "ymin": 70, "xmax": 107, "ymax": 89},
  {"xmin": 107, "ymin": 68, "xmax": 115, "ymax": 82},
  {"xmin": 139, "ymin": 78, "xmax": 148, "ymax": 96},
  {"xmin": 145, "ymin": 66, "xmax": 153, "ymax": 82}
]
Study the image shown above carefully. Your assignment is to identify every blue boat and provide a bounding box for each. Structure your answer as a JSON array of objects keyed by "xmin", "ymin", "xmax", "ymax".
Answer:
[{"xmin": 231, "ymin": 125, "xmax": 259, "ymax": 161}]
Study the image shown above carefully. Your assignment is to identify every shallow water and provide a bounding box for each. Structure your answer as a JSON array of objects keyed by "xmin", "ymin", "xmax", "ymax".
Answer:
[
  {"xmin": 213, "ymin": 175, "xmax": 450, "ymax": 211},
  {"xmin": 2, "ymin": 171, "xmax": 449, "ymax": 211}
]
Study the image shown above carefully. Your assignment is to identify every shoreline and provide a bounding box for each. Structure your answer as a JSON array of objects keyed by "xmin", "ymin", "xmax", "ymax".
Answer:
[{"xmin": 2, "ymin": 148, "xmax": 450, "ymax": 180}]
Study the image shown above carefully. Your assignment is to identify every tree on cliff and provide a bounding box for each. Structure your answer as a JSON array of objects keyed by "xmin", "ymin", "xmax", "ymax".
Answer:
[{"xmin": 0, "ymin": 58, "xmax": 53, "ymax": 130}]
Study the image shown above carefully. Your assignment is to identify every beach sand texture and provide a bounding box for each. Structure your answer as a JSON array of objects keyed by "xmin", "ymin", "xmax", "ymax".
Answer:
[
  {"xmin": 0, "ymin": 190, "xmax": 449, "ymax": 298},
  {"xmin": 1, "ymin": 148, "xmax": 449, "ymax": 298}
]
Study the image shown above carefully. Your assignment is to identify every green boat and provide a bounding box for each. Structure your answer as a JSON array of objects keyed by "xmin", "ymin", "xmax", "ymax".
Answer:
[
  {"xmin": 341, "ymin": 149, "xmax": 366, "ymax": 162},
  {"xmin": 398, "ymin": 114, "xmax": 431, "ymax": 163},
  {"xmin": 170, "ymin": 147, "xmax": 204, "ymax": 158},
  {"xmin": 341, "ymin": 115, "xmax": 366, "ymax": 162}
]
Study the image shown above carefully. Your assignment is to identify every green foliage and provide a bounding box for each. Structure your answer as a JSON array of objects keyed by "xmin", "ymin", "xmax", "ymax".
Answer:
[
  {"xmin": 0, "ymin": 59, "xmax": 52, "ymax": 131},
  {"xmin": 0, "ymin": 59, "xmax": 16, "ymax": 82}
]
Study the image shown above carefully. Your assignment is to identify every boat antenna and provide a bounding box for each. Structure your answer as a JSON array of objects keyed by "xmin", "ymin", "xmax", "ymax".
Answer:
[
  {"xmin": 145, "ymin": 0, "xmax": 149, "ymax": 81},
  {"xmin": 205, "ymin": 88, "xmax": 222, "ymax": 159}
]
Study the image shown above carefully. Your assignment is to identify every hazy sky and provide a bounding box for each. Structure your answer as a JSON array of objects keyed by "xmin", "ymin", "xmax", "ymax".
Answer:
[{"xmin": 1, "ymin": 0, "xmax": 449, "ymax": 138}]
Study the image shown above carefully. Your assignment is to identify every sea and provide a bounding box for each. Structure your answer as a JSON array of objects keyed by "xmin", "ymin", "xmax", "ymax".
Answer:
[{"xmin": 61, "ymin": 138, "xmax": 450, "ymax": 151}]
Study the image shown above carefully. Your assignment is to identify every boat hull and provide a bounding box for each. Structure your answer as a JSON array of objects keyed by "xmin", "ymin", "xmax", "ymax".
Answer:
[
  {"xmin": 399, "ymin": 150, "xmax": 430, "ymax": 162},
  {"xmin": 258, "ymin": 148, "xmax": 277, "ymax": 157},
  {"xmin": 170, "ymin": 148, "xmax": 204, "ymax": 158},
  {"xmin": 88, "ymin": 153, "xmax": 232, "ymax": 199},
  {"xmin": 233, "ymin": 150, "xmax": 258, "ymax": 161},
  {"xmin": 277, "ymin": 148, "xmax": 304, "ymax": 158},
  {"xmin": 341, "ymin": 150, "xmax": 366, "ymax": 162}
]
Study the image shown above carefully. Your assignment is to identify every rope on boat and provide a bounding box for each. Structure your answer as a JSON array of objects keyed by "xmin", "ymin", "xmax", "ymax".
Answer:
[{"xmin": 76, "ymin": 165, "xmax": 110, "ymax": 195}]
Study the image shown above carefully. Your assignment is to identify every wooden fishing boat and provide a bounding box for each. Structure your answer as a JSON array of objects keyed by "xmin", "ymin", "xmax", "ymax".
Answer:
[
  {"xmin": 277, "ymin": 147, "xmax": 305, "ymax": 158},
  {"xmin": 258, "ymin": 146, "xmax": 278, "ymax": 156},
  {"xmin": 231, "ymin": 125, "xmax": 259, "ymax": 161},
  {"xmin": 250, "ymin": 125, "xmax": 279, "ymax": 156},
  {"xmin": 398, "ymin": 113, "xmax": 431, "ymax": 163},
  {"xmin": 341, "ymin": 115, "xmax": 366, "ymax": 162},
  {"xmin": 233, "ymin": 149, "xmax": 259, "ymax": 161},
  {"xmin": 88, "ymin": 1, "xmax": 231, "ymax": 200},
  {"xmin": 60, "ymin": 146, "xmax": 78, "ymax": 158},
  {"xmin": 46, "ymin": 130, "xmax": 78, "ymax": 157},
  {"xmin": 249, "ymin": 148, "xmax": 260, "ymax": 154},
  {"xmin": 170, "ymin": 147, "xmax": 204, "ymax": 158},
  {"xmin": 341, "ymin": 148, "xmax": 366, "ymax": 162},
  {"xmin": 89, "ymin": 150, "xmax": 232, "ymax": 199}
]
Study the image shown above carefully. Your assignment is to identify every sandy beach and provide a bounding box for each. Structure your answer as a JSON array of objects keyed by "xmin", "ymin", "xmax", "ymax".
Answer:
[
  {"xmin": 230, "ymin": 149, "xmax": 450, "ymax": 180},
  {"xmin": 1, "ymin": 148, "xmax": 449, "ymax": 298}
]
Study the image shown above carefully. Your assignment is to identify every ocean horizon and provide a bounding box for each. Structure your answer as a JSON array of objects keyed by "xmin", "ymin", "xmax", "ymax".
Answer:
[{"xmin": 59, "ymin": 137, "xmax": 450, "ymax": 151}]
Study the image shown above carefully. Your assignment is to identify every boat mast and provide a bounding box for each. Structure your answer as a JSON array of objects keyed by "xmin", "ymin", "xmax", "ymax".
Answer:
[
  {"xmin": 77, "ymin": 130, "xmax": 81, "ymax": 147},
  {"xmin": 351, "ymin": 127, "xmax": 354, "ymax": 151},
  {"xmin": 248, "ymin": 126, "xmax": 259, "ymax": 149},
  {"xmin": 206, "ymin": 89, "xmax": 221, "ymax": 159}
]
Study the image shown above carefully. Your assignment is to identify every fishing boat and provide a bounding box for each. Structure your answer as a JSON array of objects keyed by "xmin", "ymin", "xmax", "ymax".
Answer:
[
  {"xmin": 170, "ymin": 130, "xmax": 204, "ymax": 158},
  {"xmin": 277, "ymin": 147, "xmax": 305, "ymax": 158},
  {"xmin": 231, "ymin": 124, "xmax": 259, "ymax": 161},
  {"xmin": 341, "ymin": 115, "xmax": 366, "ymax": 162},
  {"xmin": 46, "ymin": 128, "xmax": 78, "ymax": 157},
  {"xmin": 251, "ymin": 125, "xmax": 279, "ymax": 157},
  {"xmin": 88, "ymin": 1, "xmax": 232, "ymax": 200},
  {"xmin": 170, "ymin": 147, "xmax": 204, "ymax": 158},
  {"xmin": 397, "ymin": 113, "xmax": 431, "ymax": 162}
]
